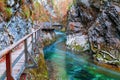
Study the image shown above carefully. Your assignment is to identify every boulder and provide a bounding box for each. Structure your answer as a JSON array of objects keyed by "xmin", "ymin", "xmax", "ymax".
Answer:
[{"xmin": 66, "ymin": 33, "xmax": 89, "ymax": 52}]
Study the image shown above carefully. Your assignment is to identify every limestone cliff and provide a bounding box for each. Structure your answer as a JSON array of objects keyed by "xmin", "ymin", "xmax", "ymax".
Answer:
[
  {"xmin": 0, "ymin": 0, "xmax": 50, "ymax": 50},
  {"xmin": 67, "ymin": 0, "xmax": 120, "ymax": 66}
]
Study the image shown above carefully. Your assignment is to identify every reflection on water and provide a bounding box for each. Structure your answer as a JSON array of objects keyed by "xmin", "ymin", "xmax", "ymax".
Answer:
[{"xmin": 44, "ymin": 31, "xmax": 120, "ymax": 80}]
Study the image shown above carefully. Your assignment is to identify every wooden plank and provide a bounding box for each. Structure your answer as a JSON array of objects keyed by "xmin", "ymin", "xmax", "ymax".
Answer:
[{"xmin": 12, "ymin": 56, "xmax": 25, "ymax": 79}]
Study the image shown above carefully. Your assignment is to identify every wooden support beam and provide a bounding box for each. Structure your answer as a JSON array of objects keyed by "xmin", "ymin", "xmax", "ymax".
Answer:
[
  {"xmin": 24, "ymin": 39, "xmax": 28, "ymax": 67},
  {"xmin": 6, "ymin": 52, "xmax": 13, "ymax": 80}
]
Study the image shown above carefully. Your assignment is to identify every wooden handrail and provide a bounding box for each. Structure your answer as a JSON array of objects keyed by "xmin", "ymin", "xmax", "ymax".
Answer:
[
  {"xmin": 0, "ymin": 28, "xmax": 40, "ymax": 58},
  {"xmin": 0, "ymin": 27, "xmax": 41, "ymax": 80}
]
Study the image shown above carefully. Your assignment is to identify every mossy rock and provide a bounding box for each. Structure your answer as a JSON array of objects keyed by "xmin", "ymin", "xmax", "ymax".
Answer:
[
  {"xmin": 94, "ymin": 49, "xmax": 120, "ymax": 66},
  {"xmin": 95, "ymin": 53, "xmax": 104, "ymax": 61},
  {"xmin": 5, "ymin": 7, "xmax": 12, "ymax": 18},
  {"xmin": 61, "ymin": 27, "xmax": 66, "ymax": 32},
  {"xmin": 73, "ymin": 44, "xmax": 84, "ymax": 51}
]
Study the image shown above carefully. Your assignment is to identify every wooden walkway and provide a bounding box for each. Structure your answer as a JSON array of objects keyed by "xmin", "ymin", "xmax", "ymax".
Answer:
[{"xmin": 0, "ymin": 28, "xmax": 41, "ymax": 80}]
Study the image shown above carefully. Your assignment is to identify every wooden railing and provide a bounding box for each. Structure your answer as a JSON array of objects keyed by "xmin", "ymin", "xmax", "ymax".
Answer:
[{"xmin": 0, "ymin": 28, "xmax": 41, "ymax": 80}]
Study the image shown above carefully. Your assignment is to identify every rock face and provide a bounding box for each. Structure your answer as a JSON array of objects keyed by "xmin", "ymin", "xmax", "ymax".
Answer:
[
  {"xmin": 66, "ymin": 1, "xmax": 95, "ymax": 52},
  {"xmin": 0, "ymin": 0, "xmax": 42, "ymax": 51},
  {"xmin": 0, "ymin": 23, "xmax": 13, "ymax": 50},
  {"xmin": 67, "ymin": 0, "xmax": 120, "ymax": 66},
  {"xmin": 89, "ymin": 2, "xmax": 120, "ymax": 65},
  {"xmin": 8, "ymin": 16, "xmax": 32, "ymax": 42}
]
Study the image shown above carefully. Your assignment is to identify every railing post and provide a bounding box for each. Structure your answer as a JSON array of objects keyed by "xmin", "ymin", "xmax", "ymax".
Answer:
[
  {"xmin": 37, "ymin": 30, "xmax": 39, "ymax": 39},
  {"xmin": 37, "ymin": 30, "xmax": 39, "ymax": 40},
  {"xmin": 32, "ymin": 34, "xmax": 34, "ymax": 50},
  {"xmin": 35, "ymin": 32, "xmax": 37, "ymax": 43},
  {"xmin": 32, "ymin": 34, "xmax": 34, "ymax": 55},
  {"xmin": 6, "ymin": 51, "xmax": 13, "ymax": 80},
  {"xmin": 38, "ymin": 29, "xmax": 39, "ymax": 38},
  {"xmin": 24, "ymin": 39, "xmax": 28, "ymax": 67},
  {"xmin": 39, "ymin": 29, "xmax": 40, "ymax": 38}
]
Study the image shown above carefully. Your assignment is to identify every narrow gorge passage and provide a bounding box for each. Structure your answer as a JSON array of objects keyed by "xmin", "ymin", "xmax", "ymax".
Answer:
[
  {"xmin": 0, "ymin": 0, "xmax": 120, "ymax": 80},
  {"xmin": 44, "ymin": 31, "xmax": 120, "ymax": 80}
]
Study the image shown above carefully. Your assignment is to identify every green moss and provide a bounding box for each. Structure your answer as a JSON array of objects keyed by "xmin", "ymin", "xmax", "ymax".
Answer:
[
  {"xmin": 34, "ymin": 1, "xmax": 40, "ymax": 8},
  {"xmin": 27, "ymin": 53, "xmax": 49, "ymax": 80},
  {"xmin": 5, "ymin": 7, "xmax": 12, "ymax": 14},
  {"xmin": 25, "ymin": 11, "xmax": 30, "ymax": 18},
  {"xmin": 25, "ymin": 34, "xmax": 58, "ymax": 79},
  {"xmin": 90, "ymin": 43, "xmax": 98, "ymax": 53},
  {"xmin": 19, "ymin": 0, "xmax": 22, "ymax": 4},
  {"xmin": 72, "ymin": 44, "xmax": 84, "ymax": 51},
  {"xmin": 68, "ymin": 3, "xmax": 73, "ymax": 10},
  {"xmin": 21, "ymin": 4, "xmax": 31, "ymax": 19},
  {"xmin": 51, "ymin": 0, "xmax": 54, "ymax": 5},
  {"xmin": 115, "ymin": 61, "xmax": 120, "ymax": 65},
  {"xmin": 96, "ymin": 53, "xmax": 103, "ymax": 59},
  {"xmin": 4, "ymin": 7, "xmax": 12, "ymax": 21},
  {"xmin": 61, "ymin": 27, "xmax": 66, "ymax": 32},
  {"xmin": 104, "ymin": 54, "xmax": 113, "ymax": 61}
]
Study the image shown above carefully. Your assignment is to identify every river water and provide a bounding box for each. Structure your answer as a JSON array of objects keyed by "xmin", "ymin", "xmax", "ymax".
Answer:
[{"xmin": 44, "ymin": 31, "xmax": 120, "ymax": 80}]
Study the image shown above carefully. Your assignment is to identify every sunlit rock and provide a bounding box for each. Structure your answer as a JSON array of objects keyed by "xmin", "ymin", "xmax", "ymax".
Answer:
[
  {"xmin": 0, "ymin": 24, "xmax": 14, "ymax": 50},
  {"xmin": 0, "ymin": 0, "xmax": 35, "ymax": 51},
  {"xmin": 7, "ymin": 16, "xmax": 32, "ymax": 42},
  {"xmin": 7, "ymin": 0, "xmax": 15, "ymax": 7},
  {"xmin": 66, "ymin": 33, "xmax": 89, "ymax": 52}
]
